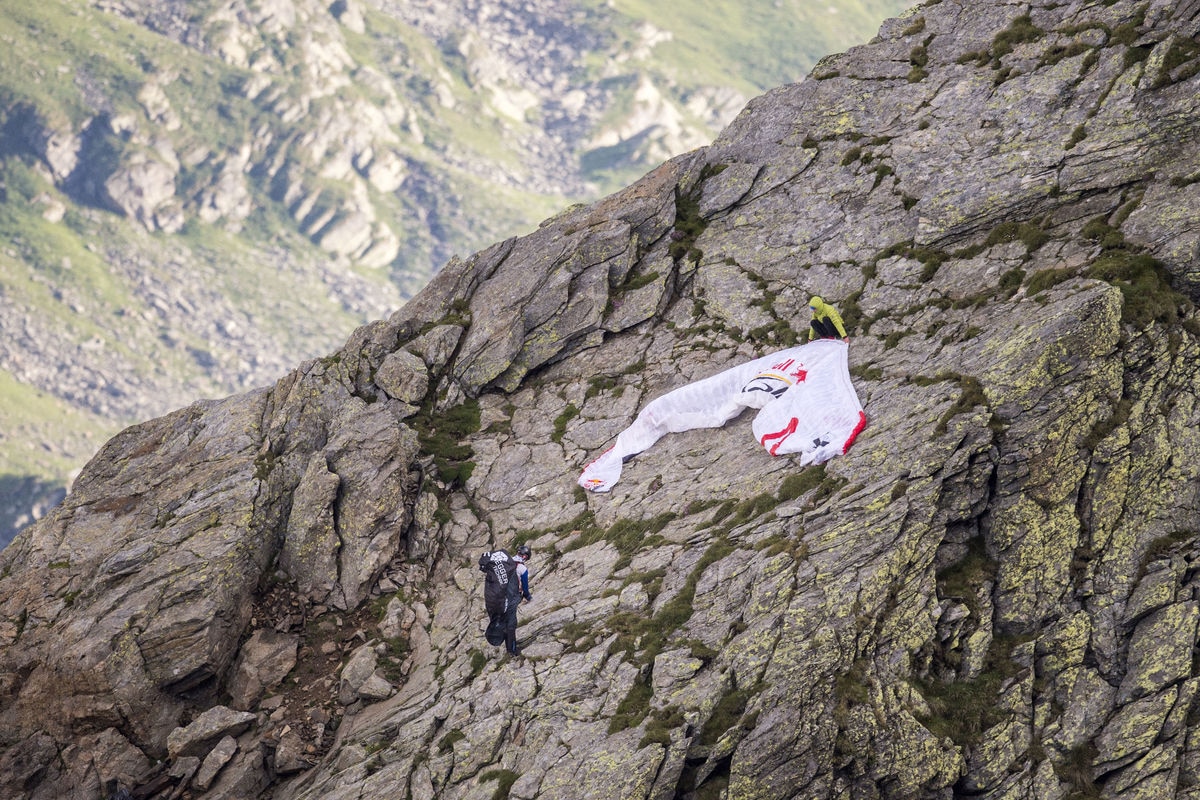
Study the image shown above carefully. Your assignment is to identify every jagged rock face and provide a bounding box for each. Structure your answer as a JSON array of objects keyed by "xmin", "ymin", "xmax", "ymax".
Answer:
[{"xmin": 3, "ymin": 0, "xmax": 1200, "ymax": 798}]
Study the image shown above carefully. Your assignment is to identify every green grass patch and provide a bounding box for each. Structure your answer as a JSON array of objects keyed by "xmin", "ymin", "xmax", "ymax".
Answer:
[
  {"xmin": 552, "ymin": 403, "xmax": 580, "ymax": 443},
  {"xmin": 1066, "ymin": 125, "xmax": 1086, "ymax": 149},
  {"xmin": 991, "ymin": 14, "xmax": 1044, "ymax": 62},
  {"xmin": 653, "ymin": 537, "xmax": 734, "ymax": 634},
  {"xmin": 883, "ymin": 330, "xmax": 910, "ymax": 350},
  {"xmin": 722, "ymin": 493, "xmax": 776, "ymax": 528},
  {"xmin": 1152, "ymin": 37, "xmax": 1200, "ymax": 88},
  {"xmin": 1081, "ymin": 397, "xmax": 1131, "ymax": 450},
  {"xmin": 585, "ymin": 375, "xmax": 622, "ymax": 400},
  {"xmin": 1080, "ymin": 212, "xmax": 1196, "ymax": 330},
  {"xmin": 620, "ymin": 269, "xmax": 662, "ymax": 292},
  {"xmin": 1109, "ymin": 8, "xmax": 1145, "ymax": 44},
  {"xmin": 606, "ymin": 536, "xmax": 734, "ymax": 665},
  {"xmin": 702, "ymin": 499, "xmax": 738, "ymax": 528},
  {"xmin": 468, "ymin": 649, "xmax": 487, "ymax": 681},
  {"xmin": 907, "ymin": 44, "xmax": 929, "ymax": 82},
  {"xmin": 699, "ymin": 685, "xmax": 757, "ymax": 745},
  {"xmin": 1053, "ymin": 742, "xmax": 1101, "ymax": 799},
  {"xmin": 926, "ymin": 372, "xmax": 993, "ymax": 435},
  {"xmin": 998, "ymin": 268, "xmax": 1025, "ymax": 298},
  {"xmin": 641, "ymin": 705, "xmax": 686, "ymax": 748},
  {"xmin": 479, "ymin": 769, "xmax": 520, "ymax": 800},
  {"xmin": 682, "ymin": 498, "xmax": 724, "ymax": 517},
  {"xmin": 1140, "ymin": 530, "xmax": 1195, "ymax": 573},
  {"xmin": 413, "ymin": 397, "xmax": 481, "ymax": 487},
  {"xmin": 1080, "ymin": 217, "xmax": 1127, "ymax": 249},
  {"xmin": 834, "ymin": 658, "xmax": 871, "ymax": 709},
  {"xmin": 608, "ymin": 677, "xmax": 654, "ymax": 733},
  {"xmin": 747, "ymin": 319, "xmax": 799, "ymax": 347},
  {"xmin": 874, "ymin": 241, "xmax": 948, "ymax": 283},
  {"xmin": 840, "ymin": 289, "xmax": 864, "ymax": 334},
  {"xmin": 935, "ymin": 536, "xmax": 996, "ymax": 617},
  {"xmin": 0, "ymin": 0, "xmax": 147, "ymax": 127},
  {"xmin": 776, "ymin": 465, "xmax": 847, "ymax": 507},
  {"xmin": 669, "ymin": 182, "xmax": 707, "ymax": 265},
  {"xmin": 1038, "ymin": 41, "xmax": 1093, "ymax": 69},
  {"xmin": 568, "ymin": 512, "xmax": 675, "ymax": 572},
  {"xmin": 872, "ymin": 162, "xmax": 895, "ymax": 188},
  {"xmin": 1123, "ymin": 45, "xmax": 1151, "ymax": 70},
  {"xmin": 438, "ymin": 729, "xmax": 465, "ymax": 753},
  {"xmin": 916, "ymin": 634, "xmax": 1030, "ymax": 747},
  {"xmin": 1085, "ymin": 251, "xmax": 1189, "ymax": 328},
  {"xmin": 1025, "ymin": 267, "xmax": 1075, "ymax": 296},
  {"xmin": 756, "ymin": 533, "xmax": 809, "ymax": 561},
  {"xmin": 984, "ymin": 220, "xmax": 1049, "ymax": 253},
  {"xmin": 850, "ymin": 363, "xmax": 882, "ymax": 380},
  {"xmin": 0, "ymin": 169, "xmax": 137, "ymax": 317},
  {"xmin": 778, "ymin": 466, "xmax": 829, "ymax": 502},
  {"xmin": 620, "ymin": 568, "xmax": 666, "ymax": 604}
]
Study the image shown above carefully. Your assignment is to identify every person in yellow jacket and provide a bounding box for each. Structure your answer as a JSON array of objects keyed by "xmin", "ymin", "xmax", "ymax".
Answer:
[{"xmin": 808, "ymin": 295, "xmax": 849, "ymax": 341}]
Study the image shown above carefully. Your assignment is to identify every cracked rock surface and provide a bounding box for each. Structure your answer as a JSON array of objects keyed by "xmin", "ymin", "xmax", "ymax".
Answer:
[{"xmin": 3, "ymin": 1, "xmax": 1200, "ymax": 798}]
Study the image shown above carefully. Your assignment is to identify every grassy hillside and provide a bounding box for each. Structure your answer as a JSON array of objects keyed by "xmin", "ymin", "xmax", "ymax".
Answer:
[{"xmin": 609, "ymin": 0, "xmax": 905, "ymax": 89}]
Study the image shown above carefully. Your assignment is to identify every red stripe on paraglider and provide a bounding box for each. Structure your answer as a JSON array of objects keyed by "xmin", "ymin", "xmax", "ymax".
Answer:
[
  {"xmin": 760, "ymin": 417, "xmax": 799, "ymax": 456},
  {"xmin": 581, "ymin": 446, "xmax": 615, "ymax": 472},
  {"xmin": 842, "ymin": 411, "xmax": 867, "ymax": 453}
]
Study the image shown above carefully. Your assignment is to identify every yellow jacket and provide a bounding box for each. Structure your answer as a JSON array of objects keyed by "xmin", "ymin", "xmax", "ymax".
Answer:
[{"xmin": 808, "ymin": 296, "xmax": 848, "ymax": 340}]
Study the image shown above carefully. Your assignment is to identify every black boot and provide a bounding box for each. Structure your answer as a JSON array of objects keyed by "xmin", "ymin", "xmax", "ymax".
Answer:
[{"xmin": 501, "ymin": 623, "xmax": 520, "ymax": 657}]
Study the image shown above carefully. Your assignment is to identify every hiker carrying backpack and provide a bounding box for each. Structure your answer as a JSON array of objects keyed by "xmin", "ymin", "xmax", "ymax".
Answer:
[{"xmin": 478, "ymin": 545, "xmax": 532, "ymax": 656}]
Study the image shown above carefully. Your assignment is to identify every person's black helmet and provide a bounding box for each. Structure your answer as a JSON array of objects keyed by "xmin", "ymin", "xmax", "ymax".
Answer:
[{"xmin": 516, "ymin": 544, "xmax": 531, "ymax": 559}]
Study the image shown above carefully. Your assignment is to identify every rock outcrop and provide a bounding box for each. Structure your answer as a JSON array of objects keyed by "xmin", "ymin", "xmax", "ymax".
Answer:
[{"xmin": 3, "ymin": 0, "xmax": 1200, "ymax": 798}]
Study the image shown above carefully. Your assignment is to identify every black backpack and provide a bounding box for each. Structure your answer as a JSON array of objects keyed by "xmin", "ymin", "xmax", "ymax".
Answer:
[{"xmin": 479, "ymin": 550, "xmax": 518, "ymax": 616}]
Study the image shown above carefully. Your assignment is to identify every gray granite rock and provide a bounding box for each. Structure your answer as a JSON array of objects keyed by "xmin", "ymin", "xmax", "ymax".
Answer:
[{"xmin": 4, "ymin": 2, "xmax": 1200, "ymax": 799}]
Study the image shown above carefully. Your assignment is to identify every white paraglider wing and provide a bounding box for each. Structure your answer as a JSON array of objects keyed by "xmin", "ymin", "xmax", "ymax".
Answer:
[{"xmin": 578, "ymin": 339, "xmax": 865, "ymax": 493}]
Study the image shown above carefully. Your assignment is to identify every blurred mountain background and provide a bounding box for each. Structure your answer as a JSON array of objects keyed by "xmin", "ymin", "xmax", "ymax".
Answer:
[{"xmin": 0, "ymin": 0, "xmax": 909, "ymax": 546}]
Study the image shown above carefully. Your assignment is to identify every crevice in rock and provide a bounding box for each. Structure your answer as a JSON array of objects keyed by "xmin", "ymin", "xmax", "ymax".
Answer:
[{"xmin": 673, "ymin": 751, "xmax": 732, "ymax": 800}]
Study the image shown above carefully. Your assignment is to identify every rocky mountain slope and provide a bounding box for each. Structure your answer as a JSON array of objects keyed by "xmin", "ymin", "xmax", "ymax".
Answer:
[
  {"xmin": 0, "ymin": 0, "xmax": 907, "ymax": 547},
  {"xmin": 4, "ymin": 0, "xmax": 1200, "ymax": 798}
]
